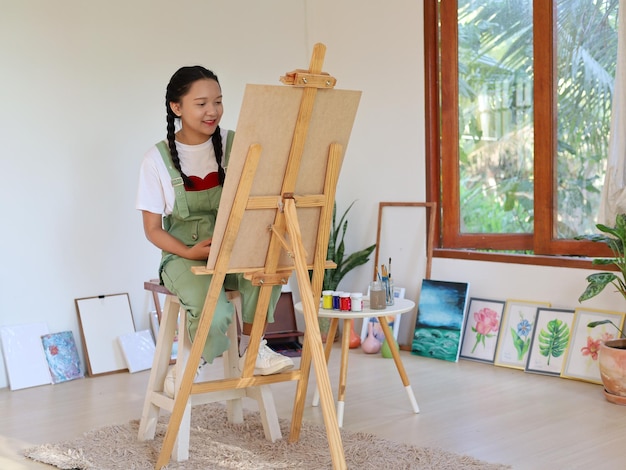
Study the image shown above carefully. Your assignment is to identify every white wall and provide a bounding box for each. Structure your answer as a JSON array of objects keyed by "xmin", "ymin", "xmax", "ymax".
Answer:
[
  {"xmin": 1, "ymin": 0, "xmax": 621, "ymax": 389},
  {"xmin": 0, "ymin": 0, "xmax": 308, "ymax": 389}
]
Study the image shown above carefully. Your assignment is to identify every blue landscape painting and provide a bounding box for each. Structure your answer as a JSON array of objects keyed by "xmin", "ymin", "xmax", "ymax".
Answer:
[{"xmin": 412, "ymin": 279, "xmax": 470, "ymax": 362}]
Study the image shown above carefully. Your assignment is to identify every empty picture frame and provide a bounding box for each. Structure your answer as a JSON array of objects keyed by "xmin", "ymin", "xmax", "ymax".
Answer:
[
  {"xmin": 525, "ymin": 307, "xmax": 575, "ymax": 376},
  {"xmin": 494, "ymin": 299, "xmax": 550, "ymax": 370},
  {"xmin": 561, "ymin": 307, "xmax": 625, "ymax": 384},
  {"xmin": 75, "ymin": 293, "xmax": 136, "ymax": 376},
  {"xmin": 372, "ymin": 202, "xmax": 437, "ymax": 346},
  {"xmin": 459, "ymin": 298, "xmax": 506, "ymax": 363}
]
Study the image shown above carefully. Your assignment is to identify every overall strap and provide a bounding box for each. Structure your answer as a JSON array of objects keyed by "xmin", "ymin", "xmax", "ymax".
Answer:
[{"xmin": 155, "ymin": 141, "xmax": 190, "ymax": 218}]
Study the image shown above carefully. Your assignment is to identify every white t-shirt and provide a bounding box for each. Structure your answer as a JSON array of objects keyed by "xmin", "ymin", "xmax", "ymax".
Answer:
[{"xmin": 135, "ymin": 128, "xmax": 229, "ymax": 216}]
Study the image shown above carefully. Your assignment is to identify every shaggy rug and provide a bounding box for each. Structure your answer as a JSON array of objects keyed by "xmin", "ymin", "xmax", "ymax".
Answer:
[{"xmin": 24, "ymin": 404, "xmax": 511, "ymax": 469}]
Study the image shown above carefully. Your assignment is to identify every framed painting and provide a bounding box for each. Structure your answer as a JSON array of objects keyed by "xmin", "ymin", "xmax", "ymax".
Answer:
[
  {"xmin": 411, "ymin": 279, "xmax": 470, "ymax": 362},
  {"xmin": 494, "ymin": 299, "xmax": 550, "ymax": 370},
  {"xmin": 525, "ymin": 307, "xmax": 575, "ymax": 376},
  {"xmin": 561, "ymin": 308, "xmax": 625, "ymax": 384},
  {"xmin": 459, "ymin": 298, "xmax": 506, "ymax": 363}
]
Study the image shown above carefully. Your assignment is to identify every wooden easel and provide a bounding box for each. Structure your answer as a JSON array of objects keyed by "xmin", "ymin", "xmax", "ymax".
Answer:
[{"xmin": 153, "ymin": 43, "xmax": 359, "ymax": 470}]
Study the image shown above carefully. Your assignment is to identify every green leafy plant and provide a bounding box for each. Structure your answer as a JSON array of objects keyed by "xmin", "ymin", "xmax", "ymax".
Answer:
[
  {"xmin": 578, "ymin": 214, "xmax": 626, "ymax": 306},
  {"xmin": 587, "ymin": 320, "xmax": 625, "ymax": 339},
  {"xmin": 538, "ymin": 318, "xmax": 570, "ymax": 365},
  {"xmin": 323, "ymin": 201, "xmax": 376, "ymax": 291}
]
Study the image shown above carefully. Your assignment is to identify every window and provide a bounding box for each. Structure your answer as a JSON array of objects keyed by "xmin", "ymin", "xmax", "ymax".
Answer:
[{"xmin": 425, "ymin": 0, "xmax": 619, "ymax": 258}]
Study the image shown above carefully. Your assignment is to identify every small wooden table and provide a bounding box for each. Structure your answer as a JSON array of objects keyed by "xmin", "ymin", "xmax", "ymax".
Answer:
[{"xmin": 295, "ymin": 298, "xmax": 420, "ymax": 426}]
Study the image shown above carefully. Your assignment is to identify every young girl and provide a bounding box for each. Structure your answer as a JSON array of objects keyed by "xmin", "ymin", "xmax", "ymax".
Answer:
[{"xmin": 136, "ymin": 66, "xmax": 293, "ymax": 393}]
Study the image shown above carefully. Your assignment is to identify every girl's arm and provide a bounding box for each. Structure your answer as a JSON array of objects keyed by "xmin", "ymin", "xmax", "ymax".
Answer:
[{"xmin": 141, "ymin": 211, "xmax": 212, "ymax": 260}]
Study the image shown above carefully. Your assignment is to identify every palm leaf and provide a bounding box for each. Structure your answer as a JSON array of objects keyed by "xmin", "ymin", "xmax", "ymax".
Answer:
[{"xmin": 538, "ymin": 318, "xmax": 570, "ymax": 365}]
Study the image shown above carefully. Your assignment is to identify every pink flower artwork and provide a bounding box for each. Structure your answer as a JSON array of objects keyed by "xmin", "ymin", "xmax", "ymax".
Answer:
[{"xmin": 471, "ymin": 307, "xmax": 500, "ymax": 353}]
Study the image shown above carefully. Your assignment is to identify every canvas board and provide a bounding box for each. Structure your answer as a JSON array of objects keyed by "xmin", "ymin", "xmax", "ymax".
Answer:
[
  {"xmin": 411, "ymin": 279, "xmax": 470, "ymax": 362},
  {"xmin": 75, "ymin": 293, "xmax": 136, "ymax": 376},
  {"xmin": 41, "ymin": 331, "xmax": 84, "ymax": 383},
  {"xmin": 0, "ymin": 322, "xmax": 52, "ymax": 390},
  {"xmin": 207, "ymin": 84, "xmax": 361, "ymax": 271},
  {"xmin": 118, "ymin": 329, "xmax": 156, "ymax": 373}
]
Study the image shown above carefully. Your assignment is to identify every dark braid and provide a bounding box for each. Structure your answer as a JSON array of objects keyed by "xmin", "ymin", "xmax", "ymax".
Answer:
[
  {"xmin": 165, "ymin": 66, "xmax": 223, "ymax": 188},
  {"xmin": 212, "ymin": 127, "xmax": 226, "ymax": 185}
]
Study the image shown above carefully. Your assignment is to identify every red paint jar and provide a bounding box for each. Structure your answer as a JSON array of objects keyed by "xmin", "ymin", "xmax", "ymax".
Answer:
[{"xmin": 339, "ymin": 292, "xmax": 351, "ymax": 311}]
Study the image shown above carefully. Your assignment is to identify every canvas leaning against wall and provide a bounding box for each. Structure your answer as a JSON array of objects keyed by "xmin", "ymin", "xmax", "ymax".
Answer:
[{"xmin": 411, "ymin": 279, "xmax": 470, "ymax": 362}]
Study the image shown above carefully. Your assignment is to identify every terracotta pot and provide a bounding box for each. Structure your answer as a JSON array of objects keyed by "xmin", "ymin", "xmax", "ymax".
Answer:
[{"xmin": 598, "ymin": 339, "xmax": 626, "ymax": 404}]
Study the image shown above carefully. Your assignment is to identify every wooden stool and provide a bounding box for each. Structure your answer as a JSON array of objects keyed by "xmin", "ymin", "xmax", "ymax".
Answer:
[{"xmin": 138, "ymin": 281, "xmax": 282, "ymax": 462}]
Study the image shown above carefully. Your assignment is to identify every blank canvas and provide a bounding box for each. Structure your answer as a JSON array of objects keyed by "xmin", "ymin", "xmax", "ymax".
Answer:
[
  {"xmin": 75, "ymin": 293, "xmax": 136, "ymax": 375},
  {"xmin": 0, "ymin": 322, "xmax": 52, "ymax": 390},
  {"xmin": 118, "ymin": 329, "xmax": 155, "ymax": 373},
  {"xmin": 207, "ymin": 84, "xmax": 361, "ymax": 271}
]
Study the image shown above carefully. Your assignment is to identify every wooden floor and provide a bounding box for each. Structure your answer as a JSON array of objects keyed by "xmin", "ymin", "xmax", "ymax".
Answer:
[{"xmin": 2, "ymin": 343, "xmax": 626, "ymax": 470}]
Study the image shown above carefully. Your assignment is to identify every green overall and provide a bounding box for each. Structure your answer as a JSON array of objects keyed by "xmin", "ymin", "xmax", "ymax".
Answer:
[{"xmin": 156, "ymin": 134, "xmax": 281, "ymax": 363}]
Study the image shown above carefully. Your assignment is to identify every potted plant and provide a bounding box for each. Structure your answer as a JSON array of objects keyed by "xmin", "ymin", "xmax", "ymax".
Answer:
[
  {"xmin": 318, "ymin": 201, "xmax": 376, "ymax": 341},
  {"xmin": 578, "ymin": 214, "xmax": 626, "ymax": 404}
]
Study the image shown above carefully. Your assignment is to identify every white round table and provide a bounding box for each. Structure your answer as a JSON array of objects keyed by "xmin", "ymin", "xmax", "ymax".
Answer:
[{"xmin": 294, "ymin": 297, "xmax": 420, "ymax": 427}]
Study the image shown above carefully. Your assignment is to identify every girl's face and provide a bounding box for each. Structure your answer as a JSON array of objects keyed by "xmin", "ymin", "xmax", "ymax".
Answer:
[{"xmin": 170, "ymin": 78, "xmax": 223, "ymax": 145}]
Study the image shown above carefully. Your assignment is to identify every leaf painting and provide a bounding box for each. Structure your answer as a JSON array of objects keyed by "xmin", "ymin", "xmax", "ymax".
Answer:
[
  {"xmin": 525, "ymin": 308, "xmax": 574, "ymax": 376},
  {"xmin": 537, "ymin": 318, "xmax": 570, "ymax": 365}
]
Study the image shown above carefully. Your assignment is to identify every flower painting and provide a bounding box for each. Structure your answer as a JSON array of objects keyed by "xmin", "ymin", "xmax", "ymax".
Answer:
[
  {"xmin": 460, "ymin": 298, "xmax": 505, "ymax": 363},
  {"xmin": 561, "ymin": 308, "xmax": 625, "ymax": 384},
  {"xmin": 494, "ymin": 300, "xmax": 550, "ymax": 370}
]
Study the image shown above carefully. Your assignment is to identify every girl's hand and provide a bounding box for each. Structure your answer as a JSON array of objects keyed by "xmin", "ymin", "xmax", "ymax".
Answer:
[{"xmin": 186, "ymin": 238, "xmax": 212, "ymax": 260}]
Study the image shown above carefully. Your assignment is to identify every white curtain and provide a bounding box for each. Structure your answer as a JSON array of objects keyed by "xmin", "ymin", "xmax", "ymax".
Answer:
[{"xmin": 598, "ymin": 0, "xmax": 626, "ymax": 225}]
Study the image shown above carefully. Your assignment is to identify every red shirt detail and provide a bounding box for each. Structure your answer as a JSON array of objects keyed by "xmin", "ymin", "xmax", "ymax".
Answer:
[{"xmin": 185, "ymin": 172, "xmax": 220, "ymax": 191}]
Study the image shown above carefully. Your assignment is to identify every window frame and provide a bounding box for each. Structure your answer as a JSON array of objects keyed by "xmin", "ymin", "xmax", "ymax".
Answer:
[{"xmin": 424, "ymin": 0, "xmax": 611, "ymax": 264}]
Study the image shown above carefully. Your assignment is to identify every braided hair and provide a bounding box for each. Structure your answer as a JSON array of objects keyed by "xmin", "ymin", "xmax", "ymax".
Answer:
[{"xmin": 165, "ymin": 66, "xmax": 226, "ymax": 188}]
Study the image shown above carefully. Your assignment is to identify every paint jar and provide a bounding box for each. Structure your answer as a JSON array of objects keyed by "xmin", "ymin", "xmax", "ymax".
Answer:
[
  {"xmin": 350, "ymin": 293, "xmax": 363, "ymax": 312},
  {"xmin": 339, "ymin": 292, "xmax": 351, "ymax": 311},
  {"xmin": 322, "ymin": 290, "xmax": 333, "ymax": 309},
  {"xmin": 369, "ymin": 281, "xmax": 386, "ymax": 310},
  {"xmin": 332, "ymin": 291, "xmax": 342, "ymax": 310}
]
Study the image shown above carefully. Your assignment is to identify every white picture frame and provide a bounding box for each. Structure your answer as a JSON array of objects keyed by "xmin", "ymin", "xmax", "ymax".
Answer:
[{"xmin": 75, "ymin": 293, "xmax": 136, "ymax": 376}]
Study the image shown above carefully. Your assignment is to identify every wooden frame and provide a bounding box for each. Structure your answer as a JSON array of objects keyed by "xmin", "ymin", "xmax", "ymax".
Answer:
[
  {"xmin": 372, "ymin": 202, "xmax": 436, "ymax": 348},
  {"xmin": 561, "ymin": 307, "xmax": 625, "ymax": 384},
  {"xmin": 425, "ymin": 0, "xmax": 610, "ymax": 258},
  {"xmin": 75, "ymin": 293, "xmax": 136, "ymax": 376},
  {"xmin": 459, "ymin": 298, "xmax": 506, "ymax": 364},
  {"xmin": 494, "ymin": 299, "xmax": 550, "ymax": 370}
]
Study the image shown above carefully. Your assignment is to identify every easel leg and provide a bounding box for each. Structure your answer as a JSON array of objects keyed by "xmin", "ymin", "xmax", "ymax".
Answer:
[
  {"xmin": 283, "ymin": 199, "xmax": 346, "ymax": 469},
  {"xmin": 312, "ymin": 317, "xmax": 339, "ymax": 407}
]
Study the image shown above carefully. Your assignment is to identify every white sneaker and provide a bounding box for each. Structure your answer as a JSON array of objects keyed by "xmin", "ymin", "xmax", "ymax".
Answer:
[
  {"xmin": 163, "ymin": 358, "xmax": 207, "ymax": 398},
  {"xmin": 238, "ymin": 339, "xmax": 294, "ymax": 376}
]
